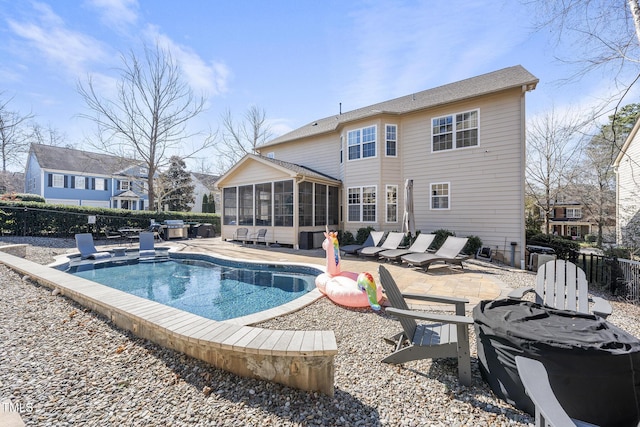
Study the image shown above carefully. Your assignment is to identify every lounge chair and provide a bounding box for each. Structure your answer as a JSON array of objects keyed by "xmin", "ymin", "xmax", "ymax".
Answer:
[
  {"xmin": 340, "ymin": 231, "xmax": 385, "ymax": 256},
  {"xmin": 360, "ymin": 232, "xmax": 405, "ymax": 258},
  {"xmin": 75, "ymin": 233, "xmax": 112, "ymax": 260},
  {"xmin": 515, "ymin": 356, "xmax": 600, "ymax": 427},
  {"xmin": 379, "ymin": 265, "xmax": 473, "ymax": 385},
  {"xmin": 509, "ymin": 259, "xmax": 612, "ymax": 318},
  {"xmin": 138, "ymin": 232, "xmax": 156, "ymax": 258},
  {"xmin": 401, "ymin": 236, "xmax": 469, "ymax": 271},
  {"xmin": 378, "ymin": 233, "xmax": 435, "ymax": 263}
]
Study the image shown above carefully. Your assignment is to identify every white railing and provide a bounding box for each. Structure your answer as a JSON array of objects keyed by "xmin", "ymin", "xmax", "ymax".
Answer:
[{"xmin": 618, "ymin": 258, "xmax": 640, "ymax": 303}]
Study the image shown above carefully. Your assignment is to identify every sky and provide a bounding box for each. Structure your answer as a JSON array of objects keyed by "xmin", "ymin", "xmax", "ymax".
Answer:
[{"xmin": 1, "ymin": 0, "xmax": 637, "ymax": 173}]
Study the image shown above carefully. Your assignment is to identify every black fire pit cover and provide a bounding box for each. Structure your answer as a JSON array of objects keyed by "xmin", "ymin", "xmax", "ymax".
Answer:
[{"xmin": 473, "ymin": 298, "xmax": 640, "ymax": 427}]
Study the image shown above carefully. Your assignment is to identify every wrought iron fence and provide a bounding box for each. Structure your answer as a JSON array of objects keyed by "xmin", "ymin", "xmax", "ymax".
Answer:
[
  {"xmin": 575, "ymin": 252, "xmax": 640, "ymax": 303},
  {"xmin": 617, "ymin": 258, "xmax": 640, "ymax": 304}
]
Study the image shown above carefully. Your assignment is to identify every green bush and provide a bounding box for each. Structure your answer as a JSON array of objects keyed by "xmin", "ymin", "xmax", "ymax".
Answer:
[
  {"xmin": 0, "ymin": 193, "xmax": 46, "ymax": 203},
  {"xmin": 355, "ymin": 227, "xmax": 375, "ymax": 244},
  {"xmin": 337, "ymin": 230, "xmax": 355, "ymax": 246},
  {"xmin": 527, "ymin": 233, "xmax": 580, "ymax": 260},
  {"xmin": 464, "ymin": 235, "xmax": 483, "ymax": 256},
  {"xmin": 585, "ymin": 234, "xmax": 597, "ymax": 244},
  {"xmin": 431, "ymin": 229, "xmax": 455, "ymax": 250}
]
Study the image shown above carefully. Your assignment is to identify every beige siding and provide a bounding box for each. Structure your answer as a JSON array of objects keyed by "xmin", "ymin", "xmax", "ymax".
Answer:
[
  {"xmin": 223, "ymin": 161, "xmax": 292, "ymax": 187},
  {"xmin": 617, "ymin": 131, "xmax": 640, "ymax": 245},
  {"xmin": 261, "ymin": 134, "xmax": 342, "ymax": 179}
]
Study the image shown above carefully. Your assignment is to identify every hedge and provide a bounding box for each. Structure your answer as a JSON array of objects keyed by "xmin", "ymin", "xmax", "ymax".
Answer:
[{"xmin": 0, "ymin": 201, "xmax": 220, "ymax": 238}]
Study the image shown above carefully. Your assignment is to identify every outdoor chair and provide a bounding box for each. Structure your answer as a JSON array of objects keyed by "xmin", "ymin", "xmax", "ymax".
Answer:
[
  {"xmin": 360, "ymin": 232, "xmax": 405, "ymax": 258},
  {"xmin": 340, "ymin": 231, "xmax": 385, "ymax": 256},
  {"xmin": 379, "ymin": 265, "xmax": 474, "ymax": 386},
  {"xmin": 250, "ymin": 228, "xmax": 268, "ymax": 245},
  {"xmin": 515, "ymin": 356, "xmax": 600, "ymax": 427},
  {"xmin": 232, "ymin": 227, "xmax": 249, "ymax": 244},
  {"xmin": 378, "ymin": 233, "xmax": 435, "ymax": 263},
  {"xmin": 401, "ymin": 236, "xmax": 469, "ymax": 271},
  {"xmin": 138, "ymin": 232, "xmax": 156, "ymax": 259},
  {"xmin": 102, "ymin": 227, "xmax": 122, "ymax": 243},
  {"xmin": 75, "ymin": 233, "xmax": 112, "ymax": 260},
  {"xmin": 508, "ymin": 259, "xmax": 612, "ymax": 318}
]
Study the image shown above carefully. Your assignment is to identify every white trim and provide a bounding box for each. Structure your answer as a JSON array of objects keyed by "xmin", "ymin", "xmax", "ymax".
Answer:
[
  {"xmin": 347, "ymin": 185, "xmax": 377, "ymax": 223},
  {"xmin": 430, "ymin": 181, "xmax": 450, "ymax": 210},
  {"xmin": 431, "ymin": 108, "xmax": 480, "ymax": 153},
  {"xmin": 385, "ymin": 184, "xmax": 398, "ymax": 223},
  {"xmin": 347, "ymin": 125, "xmax": 378, "ymax": 161},
  {"xmin": 385, "ymin": 124, "xmax": 398, "ymax": 157}
]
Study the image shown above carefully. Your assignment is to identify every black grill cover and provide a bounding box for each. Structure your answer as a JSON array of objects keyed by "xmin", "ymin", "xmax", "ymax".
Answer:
[{"xmin": 473, "ymin": 299, "xmax": 640, "ymax": 427}]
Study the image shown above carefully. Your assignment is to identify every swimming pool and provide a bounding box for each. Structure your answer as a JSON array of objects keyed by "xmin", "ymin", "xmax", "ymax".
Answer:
[{"xmin": 63, "ymin": 255, "xmax": 319, "ymax": 321}]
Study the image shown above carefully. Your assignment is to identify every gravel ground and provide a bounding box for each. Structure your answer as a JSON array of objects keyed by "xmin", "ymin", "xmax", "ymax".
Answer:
[{"xmin": 1, "ymin": 237, "xmax": 639, "ymax": 426}]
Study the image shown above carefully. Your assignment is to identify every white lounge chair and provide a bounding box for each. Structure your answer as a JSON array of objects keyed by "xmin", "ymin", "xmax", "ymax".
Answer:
[
  {"xmin": 378, "ymin": 233, "xmax": 435, "ymax": 263},
  {"xmin": 401, "ymin": 236, "xmax": 469, "ymax": 271},
  {"xmin": 138, "ymin": 232, "xmax": 156, "ymax": 258},
  {"xmin": 340, "ymin": 231, "xmax": 385, "ymax": 256},
  {"xmin": 360, "ymin": 232, "xmax": 405, "ymax": 258},
  {"xmin": 75, "ymin": 233, "xmax": 112, "ymax": 260}
]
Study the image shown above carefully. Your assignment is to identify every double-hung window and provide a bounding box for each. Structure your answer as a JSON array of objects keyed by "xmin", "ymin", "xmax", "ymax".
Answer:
[
  {"xmin": 348, "ymin": 186, "xmax": 376, "ymax": 222},
  {"xmin": 386, "ymin": 185, "xmax": 398, "ymax": 222},
  {"xmin": 386, "ymin": 125, "xmax": 397, "ymax": 157},
  {"xmin": 566, "ymin": 208, "xmax": 582, "ymax": 218},
  {"xmin": 432, "ymin": 109, "xmax": 479, "ymax": 152},
  {"xmin": 52, "ymin": 174, "xmax": 64, "ymax": 188},
  {"xmin": 431, "ymin": 182, "xmax": 450, "ymax": 210},
  {"xmin": 120, "ymin": 180, "xmax": 130, "ymax": 191},
  {"xmin": 76, "ymin": 176, "xmax": 85, "ymax": 190},
  {"xmin": 347, "ymin": 125, "xmax": 376, "ymax": 160}
]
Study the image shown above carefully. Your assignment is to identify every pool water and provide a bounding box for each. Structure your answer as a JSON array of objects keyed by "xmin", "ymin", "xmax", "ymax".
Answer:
[{"xmin": 66, "ymin": 258, "xmax": 317, "ymax": 321}]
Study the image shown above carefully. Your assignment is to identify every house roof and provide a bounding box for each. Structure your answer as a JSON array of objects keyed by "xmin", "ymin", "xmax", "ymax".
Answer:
[
  {"xmin": 215, "ymin": 154, "xmax": 341, "ymax": 188},
  {"xmin": 29, "ymin": 144, "xmax": 141, "ymax": 175},
  {"xmin": 260, "ymin": 65, "xmax": 538, "ymax": 148},
  {"xmin": 614, "ymin": 116, "xmax": 640, "ymax": 167},
  {"xmin": 191, "ymin": 172, "xmax": 220, "ymax": 191}
]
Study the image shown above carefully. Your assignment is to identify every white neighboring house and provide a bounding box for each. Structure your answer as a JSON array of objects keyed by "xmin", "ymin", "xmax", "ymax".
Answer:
[
  {"xmin": 614, "ymin": 118, "xmax": 640, "ymax": 247},
  {"xmin": 190, "ymin": 172, "xmax": 220, "ymax": 213}
]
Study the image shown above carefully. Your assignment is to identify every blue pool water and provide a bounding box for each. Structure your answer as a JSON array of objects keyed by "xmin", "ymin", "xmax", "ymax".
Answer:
[{"xmin": 64, "ymin": 256, "xmax": 319, "ymax": 321}]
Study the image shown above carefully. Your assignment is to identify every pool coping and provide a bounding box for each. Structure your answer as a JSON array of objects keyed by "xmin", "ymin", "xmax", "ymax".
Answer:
[{"xmin": 0, "ymin": 249, "xmax": 337, "ymax": 396}]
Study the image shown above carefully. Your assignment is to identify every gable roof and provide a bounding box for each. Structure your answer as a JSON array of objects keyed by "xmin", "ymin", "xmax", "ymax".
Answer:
[
  {"xmin": 191, "ymin": 172, "xmax": 220, "ymax": 191},
  {"xmin": 29, "ymin": 144, "xmax": 141, "ymax": 175},
  {"xmin": 261, "ymin": 65, "xmax": 538, "ymax": 148},
  {"xmin": 215, "ymin": 154, "xmax": 340, "ymax": 188}
]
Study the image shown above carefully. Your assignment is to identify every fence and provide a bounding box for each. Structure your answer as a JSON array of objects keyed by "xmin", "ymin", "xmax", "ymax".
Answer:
[{"xmin": 575, "ymin": 252, "xmax": 640, "ymax": 304}]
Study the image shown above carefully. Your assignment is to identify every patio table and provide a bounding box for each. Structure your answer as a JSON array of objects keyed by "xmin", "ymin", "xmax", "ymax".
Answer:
[{"xmin": 473, "ymin": 298, "xmax": 640, "ymax": 427}]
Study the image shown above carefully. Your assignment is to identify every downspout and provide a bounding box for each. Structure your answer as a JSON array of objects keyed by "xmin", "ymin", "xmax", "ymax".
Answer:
[{"xmin": 520, "ymin": 85, "xmax": 529, "ymax": 269}]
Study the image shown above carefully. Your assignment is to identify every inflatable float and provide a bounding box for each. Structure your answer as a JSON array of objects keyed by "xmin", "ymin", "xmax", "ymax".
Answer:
[{"xmin": 315, "ymin": 229, "xmax": 382, "ymax": 310}]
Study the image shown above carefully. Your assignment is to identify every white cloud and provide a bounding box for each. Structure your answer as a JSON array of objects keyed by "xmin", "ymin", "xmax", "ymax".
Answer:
[
  {"xmin": 85, "ymin": 0, "xmax": 138, "ymax": 32},
  {"xmin": 144, "ymin": 25, "xmax": 231, "ymax": 97},
  {"xmin": 7, "ymin": 2, "xmax": 108, "ymax": 76}
]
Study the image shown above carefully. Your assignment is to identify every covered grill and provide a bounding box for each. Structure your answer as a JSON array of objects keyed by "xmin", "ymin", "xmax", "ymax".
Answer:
[{"xmin": 163, "ymin": 219, "xmax": 188, "ymax": 239}]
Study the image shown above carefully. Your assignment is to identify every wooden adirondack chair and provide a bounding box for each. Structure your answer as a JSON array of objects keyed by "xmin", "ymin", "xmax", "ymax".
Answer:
[
  {"xmin": 509, "ymin": 259, "xmax": 612, "ymax": 318},
  {"xmin": 379, "ymin": 265, "xmax": 474, "ymax": 386},
  {"xmin": 515, "ymin": 356, "xmax": 600, "ymax": 427}
]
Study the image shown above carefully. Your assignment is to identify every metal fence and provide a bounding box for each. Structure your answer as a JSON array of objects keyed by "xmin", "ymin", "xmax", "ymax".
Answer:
[{"xmin": 575, "ymin": 252, "xmax": 640, "ymax": 304}]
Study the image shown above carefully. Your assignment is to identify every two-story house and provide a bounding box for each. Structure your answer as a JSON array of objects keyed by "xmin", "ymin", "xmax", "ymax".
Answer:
[
  {"xmin": 24, "ymin": 144, "xmax": 150, "ymax": 210},
  {"xmin": 215, "ymin": 65, "xmax": 538, "ymax": 263},
  {"xmin": 546, "ymin": 200, "xmax": 594, "ymax": 239},
  {"xmin": 615, "ymin": 117, "xmax": 640, "ymax": 247}
]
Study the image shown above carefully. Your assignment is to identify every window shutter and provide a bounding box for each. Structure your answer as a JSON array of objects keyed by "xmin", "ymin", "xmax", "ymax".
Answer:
[
  {"xmin": 104, "ymin": 179, "xmax": 108, "ymax": 190},
  {"xmin": 47, "ymin": 174, "xmax": 52, "ymax": 187},
  {"xmin": 91, "ymin": 178, "xmax": 95, "ymax": 190},
  {"xmin": 70, "ymin": 176, "xmax": 75, "ymax": 189},
  {"xmin": 64, "ymin": 176, "xmax": 68, "ymax": 188}
]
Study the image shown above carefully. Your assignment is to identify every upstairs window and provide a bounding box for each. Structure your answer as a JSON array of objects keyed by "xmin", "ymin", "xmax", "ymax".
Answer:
[
  {"xmin": 432, "ymin": 109, "xmax": 479, "ymax": 152},
  {"xmin": 566, "ymin": 208, "xmax": 582, "ymax": 218},
  {"xmin": 75, "ymin": 176, "xmax": 86, "ymax": 190},
  {"xmin": 120, "ymin": 180, "xmax": 130, "ymax": 191},
  {"xmin": 386, "ymin": 124, "xmax": 397, "ymax": 157},
  {"xmin": 52, "ymin": 174, "xmax": 64, "ymax": 188},
  {"xmin": 348, "ymin": 125, "xmax": 376, "ymax": 160}
]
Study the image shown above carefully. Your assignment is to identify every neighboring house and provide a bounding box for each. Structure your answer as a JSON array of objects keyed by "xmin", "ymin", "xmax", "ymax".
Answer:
[
  {"xmin": 615, "ymin": 118, "xmax": 640, "ymax": 248},
  {"xmin": 190, "ymin": 172, "xmax": 220, "ymax": 213},
  {"xmin": 0, "ymin": 171, "xmax": 25, "ymax": 194},
  {"xmin": 24, "ymin": 144, "xmax": 149, "ymax": 210},
  {"xmin": 215, "ymin": 65, "xmax": 538, "ymax": 263},
  {"xmin": 546, "ymin": 200, "xmax": 594, "ymax": 239}
]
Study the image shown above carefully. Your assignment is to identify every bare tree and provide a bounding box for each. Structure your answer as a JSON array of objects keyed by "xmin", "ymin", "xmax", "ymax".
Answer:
[
  {"xmin": 78, "ymin": 43, "xmax": 212, "ymax": 208},
  {"xmin": 526, "ymin": 107, "xmax": 588, "ymax": 233},
  {"xmin": 215, "ymin": 106, "xmax": 272, "ymax": 172},
  {"xmin": 0, "ymin": 92, "xmax": 34, "ymax": 172},
  {"xmin": 29, "ymin": 122, "xmax": 67, "ymax": 147}
]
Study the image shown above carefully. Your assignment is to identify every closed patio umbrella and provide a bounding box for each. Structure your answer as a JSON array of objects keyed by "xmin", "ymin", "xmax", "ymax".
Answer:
[{"xmin": 402, "ymin": 179, "xmax": 416, "ymax": 236}]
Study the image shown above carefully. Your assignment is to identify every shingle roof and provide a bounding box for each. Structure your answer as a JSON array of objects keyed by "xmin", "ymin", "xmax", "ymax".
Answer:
[
  {"xmin": 257, "ymin": 155, "xmax": 340, "ymax": 183},
  {"xmin": 30, "ymin": 144, "xmax": 140, "ymax": 175},
  {"xmin": 261, "ymin": 65, "xmax": 538, "ymax": 148},
  {"xmin": 191, "ymin": 172, "xmax": 220, "ymax": 190}
]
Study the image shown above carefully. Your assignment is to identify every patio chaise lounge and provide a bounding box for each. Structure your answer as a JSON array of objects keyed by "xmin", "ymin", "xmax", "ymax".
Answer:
[
  {"xmin": 340, "ymin": 231, "xmax": 385, "ymax": 256},
  {"xmin": 379, "ymin": 265, "xmax": 473, "ymax": 386},
  {"xmin": 359, "ymin": 232, "xmax": 405, "ymax": 258},
  {"xmin": 378, "ymin": 233, "xmax": 435, "ymax": 263},
  {"xmin": 75, "ymin": 233, "xmax": 112, "ymax": 260},
  {"xmin": 401, "ymin": 236, "xmax": 469, "ymax": 271}
]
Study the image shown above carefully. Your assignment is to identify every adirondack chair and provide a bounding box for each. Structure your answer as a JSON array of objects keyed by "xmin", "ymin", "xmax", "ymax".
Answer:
[
  {"xmin": 515, "ymin": 356, "xmax": 600, "ymax": 427},
  {"xmin": 509, "ymin": 259, "xmax": 612, "ymax": 318},
  {"xmin": 379, "ymin": 265, "xmax": 474, "ymax": 386}
]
